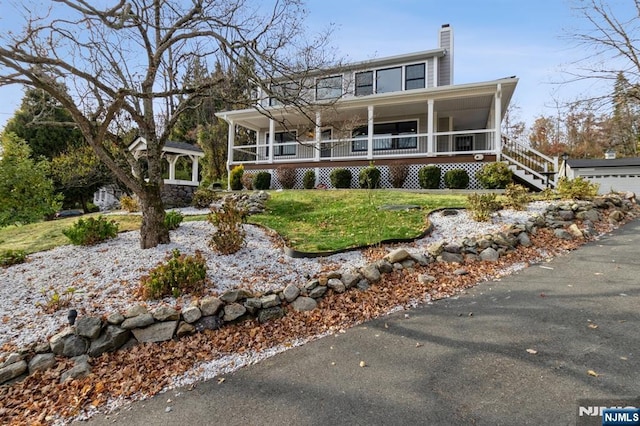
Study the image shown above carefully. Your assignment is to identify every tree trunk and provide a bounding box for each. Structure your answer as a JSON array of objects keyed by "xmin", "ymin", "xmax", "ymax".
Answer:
[{"xmin": 138, "ymin": 183, "xmax": 170, "ymax": 249}]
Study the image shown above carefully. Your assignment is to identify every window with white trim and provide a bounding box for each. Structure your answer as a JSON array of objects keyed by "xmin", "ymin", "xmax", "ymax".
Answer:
[
  {"xmin": 316, "ymin": 75, "xmax": 342, "ymax": 100},
  {"xmin": 351, "ymin": 121, "xmax": 418, "ymax": 152},
  {"xmin": 355, "ymin": 71, "xmax": 373, "ymax": 96},
  {"xmin": 269, "ymin": 82, "xmax": 299, "ymax": 106},
  {"xmin": 266, "ymin": 131, "xmax": 297, "ymax": 156},
  {"xmin": 376, "ymin": 67, "xmax": 402, "ymax": 93},
  {"xmin": 405, "ymin": 63, "xmax": 425, "ymax": 90}
]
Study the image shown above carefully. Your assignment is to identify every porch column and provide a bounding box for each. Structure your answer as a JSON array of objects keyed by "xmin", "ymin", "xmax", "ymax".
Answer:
[
  {"xmin": 268, "ymin": 118, "xmax": 275, "ymax": 164},
  {"xmin": 367, "ymin": 105, "xmax": 374, "ymax": 160},
  {"xmin": 427, "ymin": 99, "xmax": 434, "ymax": 154},
  {"xmin": 315, "ymin": 111, "xmax": 322, "ymax": 162},
  {"xmin": 227, "ymin": 119, "xmax": 235, "ymax": 190},
  {"xmin": 494, "ymin": 84, "xmax": 502, "ymax": 159},
  {"xmin": 167, "ymin": 155, "xmax": 178, "ymax": 181},
  {"xmin": 190, "ymin": 155, "xmax": 200, "ymax": 184}
]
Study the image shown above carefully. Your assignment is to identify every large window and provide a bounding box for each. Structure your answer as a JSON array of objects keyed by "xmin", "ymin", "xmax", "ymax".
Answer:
[
  {"xmin": 351, "ymin": 121, "xmax": 418, "ymax": 152},
  {"xmin": 355, "ymin": 71, "xmax": 374, "ymax": 96},
  {"xmin": 316, "ymin": 76, "xmax": 342, "ymax": 100},
  {"xmin": 376, "ymin": 67, "xmax": 402, "ymax": 93},
  {"xmin": 269, "ymin": 82, "xmax": 298, "ymax": 106},
  {"xmin": 405, "ymin": 63, "xmax": 425, "ymax": 90},
  {"xmin": 266, "ymin": 131, "xmax": 297, "ymax": 156}
]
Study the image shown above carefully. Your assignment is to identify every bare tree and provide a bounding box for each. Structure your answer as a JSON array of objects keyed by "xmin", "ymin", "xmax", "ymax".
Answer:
[{"xmin": 0, "ymin": 0, "xmax": 335, "ymax": 248}]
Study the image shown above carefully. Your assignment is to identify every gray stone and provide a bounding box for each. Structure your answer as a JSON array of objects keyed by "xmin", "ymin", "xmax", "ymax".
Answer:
[
  {"xmin": 418, "ymin": 274, "xmax": 436, "ymax": 284},
  {"xmin": 427, "ymin": 241, "xmax": 446, "ymax": 257},
  {"xmin": 283, "ymin": 284, "xmax": 301, "ymax": 302},
  {"xmin": 554, "ymin": 229, "xmax": 573, "ymax": 240},
  {"xmin": 258, "ymin": 307, "xmax": 285, "ymax": 323},
  {"xmin": 492, "ymin": 232, "xmax": 517, "ymax": 248},
  {"xmin": 61, "ymin": 335, "xmax": 89, "ymax": 358},
  {"xmin": 308, "ymin": 285, "xmax": 327, "ymax": 299},
  {"xmin": 327, "ymin": 278, "xmax": 346, "ymax": 293},
  {"xmin": 220, "ymin": 289, "xmax": 253, "ymax": 303},
  {"xmin": 410, "ymin": 252, "xmax": 430, "ymax": 266},
  {"xmin": 34, "ymin": 342, "xmax": 51, "ymax": 354},
  {"xmin": 479, "ymin": 247, "xmax": 500, "ymax": 262},
  {"xmin": 75, "ymin": 317, "xmax": 103, "ymax": 340},
  {"xmin": 375, "ymin": 259, "xmax": 393, "ymax": 273},
  {"xmin": 181, "ymin": 306, "xmax": 202, "ymax": 324},
  {"xmin": 152, "ymin": 306, "xmax": 180, "ymax": 321},
  {"xmin": 49, "ymin": 326, "xmax": 75, "ymax": 355},
  {"xmin": 60, "ymin": 359, "xmax": 91, "ymax": 383},
  {"xmin": 476, "ymin": 237, "xmax": 492, "ymax": 250},
  {"xmin": 106, "ymin": 312, "xmax": 125, "ymax": 325},
  {"xmin": 194, "ymin": 316, "xmax": 223, "ymax": 332},
  {"xmin": 438, "ymin": 252, "xmax": 464, "ymax": 264},
  {"xmin": 361, "ymin": 264, "xmax": 381, "ymax": 282},
  {"xmin": 131, "ymin": 321, "xmax": 178, "ymax": 343},
  {"xmin": 517, "ymin": 232, "xmax": 532, "ymax": 247},
  {"xmin": 244, "ymin": 297, "xmax": 262, "ymax": 314},
  {"xmin": 88, "ymin": 325, "xmax": 131, "ymax": 357},
  {"xmin": 609, "ymin": 210, "xmax": 625, "ymax": 222},
  {"xmin": 28, "ymin": 353, "xmax": 56, "ymax": 374},
  {"xmin": 176, "ymin": 321, "xmax": 195, "ymax": 337},
  {"xmin": 401, "ymin": 259, "xmax": 416, "ymax": 269},
  {"xmin": 1, "ymin": 352, "xmax": 22, "ymax": 368},
  {"xmin": 577, "ymin": 209, "xmax": 600, "ymax": 222},
  {"xmin": 199, "ymin": 297, "xmax": 224, "ymax": 316},
  {"xmin": 223, "ymin": 303, "xmax": 247, "ymax": 321},
  {"xmin": 260, "ymin": 294, "xmax": 280, "ymax": 308},
  {"xmin": 341, "ymin": 272, "xmax": 362, "ymax": 288},
  {"xmin": 0, "ymin": 360, "xmax": 27, "ymax": 384},
  {"xmin": 121, "ymin": 313, "xmax": 155, "ymax": 329},
  {"xmin": 385, "ymin": 248, "xmax": 411, "ymax": 264},
  {"xmin": 291, "ymin": 297, "xmax": 317, "ymax": 312},
  {"xmin": 557, "ymin": 210, "xmax": 575, "ymax": 221},
  {"xmin": 326, "ymin": 271, "xmax": 342, "ymax": 279},
  {"xmin": 454, "ymin": 268, "xmax": 468, "ymax": 276},
  {"xmin": 443, "ymin": 243, "xmax": 462, "ymax": 254},
  {"xmin": 356, "ymin": 279, "xmax": 371, "ymax": 291},
  {"xmin": 568, "ymin": 223, "xmax": 584, "ymax": 238},
  {"xmin": 304, "ymin": 279, "xmax": 320, "ymax": 292},
  {"xmin": 124, "ymin": 305, "xmax": 148, "ymax": 318}
]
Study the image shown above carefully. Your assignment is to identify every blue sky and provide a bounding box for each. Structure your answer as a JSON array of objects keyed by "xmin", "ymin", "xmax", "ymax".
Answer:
[{"xmin": 0, "ymin": 0, "xmax": 629, "ymax": 129}]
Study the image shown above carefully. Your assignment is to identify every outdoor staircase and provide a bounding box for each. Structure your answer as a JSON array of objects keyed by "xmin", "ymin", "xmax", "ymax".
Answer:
[{"xmin": 501, "ymin": 136, "xmax": 559, "ymax": 191}]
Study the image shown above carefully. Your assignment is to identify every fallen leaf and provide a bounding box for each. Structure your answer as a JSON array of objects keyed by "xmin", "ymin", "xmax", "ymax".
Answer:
[
  {"xmin": 217, "ymin": 378, "xmax": 225, "ymax": 384},
  {"xmin": 588, "ymin": 324, "xmax": 598, "ymax": 329},
  {"xmin": 620, "ymin": 356, "xmax": 628, "ymax": 361},
  {"xmin": 526, "ymin": 348, "xmax": 538, "ymax": 354},
  {"xmin": 587, "ymin": 370, "xmax": 599, "ymax": 377},
  {"xmin": 359, "ymin": 361, "xmax": 366, "ymax": 367},
  {"xmin": 415, "ymin": 343, "xmax": 423, "ymax": 348}
]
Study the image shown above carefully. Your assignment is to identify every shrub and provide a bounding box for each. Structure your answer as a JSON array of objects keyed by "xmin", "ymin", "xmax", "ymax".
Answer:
[
  {"xmin": 418, "ymin": 165, "xmax": 441, "ymax": 189},
  {"xmin": 241, "ymin": 173, "xmax": 254, "ymax": 190},
  {"xmin": 208, "ymin": 198, "xmax": 246, "ymax": 254},
  {"xmin": 276, "ymin": 166, "xmax": 297, "ymax": 189},
  {"xmin": 119, "ymin": 195, "xmax": 139, "ymax": 212},
  {"xmin": 476, "ymin": 162, "xmax": 513, "ymax": 189},
  {"xmin": 359, "ymin": 165, "xmax": 381, "ymax": 189},
  {"xmin": 556, "ymin": 176, "xmax": 599, "ymax": 200},
  {"xmin": 444, "ymin": 169, "xmax": 470, "ymax": 189},
  {"xmin": 303, "ymin": 170, "xmax": 316, "ymax": 189},
  {"xmin": 63, "ymin": 216, "xmax": 118, "ymax": 246},
  {"xmin": 467, "ymin": 193, "xmax": 502, "ymax": 221},
  {"xmin": 253, "ymin": 171, "xmax": 272, "ymax": 190},
  {"xmin": 329, "ymin": 168, "xmax": 352, "ymax": 188},
  {"xmin": 139, "ymin": 249, "xmax": 207, "ymax": 300},
  {"xmin": 191, "ymin": 187, "xmax": 219, "ymax": 208},
  {"xmin": 86, "ymin": 202, "xmax": 101, "ymax": 213},
  {"xmin": 164, "ymin": 210, "xmax": 184, "ymax": 230},
  {"xmin": 0, "ymin": 249, "xmax": 27, "ymax": 268},
  {"xmin": 389, "ymin": 163, "xmax": 408, "ymax": 188},
  {"xmin": 230, "ymin": 165, "xmax": 244, "ymax": 190},
  {"xmin": 502, "ymin": 183, "xmax": 531, "ymax": 210}
]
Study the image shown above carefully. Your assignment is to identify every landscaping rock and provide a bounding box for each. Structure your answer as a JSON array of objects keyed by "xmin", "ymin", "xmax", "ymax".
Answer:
[
  {"xmin": 1, "ymin": 352, "xmax": 21, "ymax": 368},
  {"xmin": 28, "ymin": 353, "xmax": 56, "ymax": 374},
  {"xmin": 282, "ymin": 284, "xmax": 300, "ymax": 302},
  {"xmin": 361, "ymin": 264, "xmax": 381, "ymax": 282},
  {"xmin": 220, "ymin": 289, "xmax": 253, "ymax": 303},
  {"xmin": 291, "ymin": 297, "xmax": 317, "ymax": 312},
  {"xmin": 124, "ymin": 305, "xmax": 148, "ymax": 318},
  {"xmin": 479, "ymin": 247, "xmax": 499, "ymax": 262},
  {"xmin": 557, "ymin": 210, "xmax": 575, "ymax": 221},
  {"xmin": 375, "ymin": 259, "xmax": 394, "ymax": 273},
  {"xmin": 260, "ymin": 294, "xmax": 280, "ymax": 308},
  {"xmin": 61, "ymin": 335, "xmax": 89, "ymax": 358},
  {"xmin": 131, "ymin": 321, "xmax": 178, "ymax": 343},
  {"xmin": 106, "ymin": 312, "xmax": 125, "ymax": 325},
  {"xmin": 244, "ymin": 298, "xmax": 262, "ymax": 314},
  {"xmin": 385, "ymin": 248, "xmax": 410, "ymax": 264},
  {"xmin": 454, "ymin": 268, "xmax": 468, "ymax": 276},
  {"xmin": 176, "ymin": 321, "xmax": 195, "ymax": 337},
  {"xmin": 341, "ymin": 272, "xmax": 361, "ymax": 288},
  {"xmin": 60, "ymin": 356, "xmax": 90, "ymax": 383},
  {"xmin": 427, "ymin": 241, "xmax": 446, "ymax": 257},
  {"xmin": 609, "ymin": 210, "xmax": 625, "ymax": 222},
  {"xmin": 194, "ymin": 316, "xmax": 223, "ymax": 332},
  {"xmin": 258, "ymin": 307, "xmax": 285, "ymax": 323},
  {"xmin": 438, "ymin": 252, "xmax": 464, "ymax": 264},
  {"xmin": 356, "ymin": 279, "xmax": 371, "ymax": 291},
  {"xmin": 410, "ymin": 252, "xmax": 430, "ymax": 266},
  {"xmin": 34, "ymin": 342, "xmax": 51, "ymax": 354},
  {"xmin": 223, "ymin": 303, "xmax": 246, "ymax": 321},
  {"xmin": 49, "ymin": 327, "xmax": 74, "ymax": 355},
  {"xmin": 303, "ymin": 279, "xmax": 319, "ymax": 292},
  {"xmin": 152, "ymin": 306, "xmax": 180, "ymax": 322},
  {"xmin": 554, "ymin": 229, "xmax": 573, "ymax": 240},
  {"xmin": 308, "ymin": 285, "xmax": 327, "ymax": 299},
  {"xmin": 88, "ymin": 325, "xmax": 131, "ymax": 357},
  {"xmin": 443, "ymin": 243, "xmax": 462, "ymax": 254},
  {"xmin": 577, "ymin": 209, "xmax": 600, "ymax": 222},
  {"xmin": 568, "ymin": 223, "xmax": 584, "ymax": 238},
  {"xmin": 418, "ymin": 274, "xmax": 436, "ymax": 284},
  {"xmin": 199, "ymin": 297, "xmax": 224, "ymax": 316},
  {"xmin": 121, "ymin": 313, "xmax": 155, "ymax": 330},
  {"xmin": 327, "ymin": 278, "xmax": 346, "ymax": 293},
  {"xmin": 0, "ymin": 360, "xmax": 27, "ymax": 384},
  {"xmin": 76, "ymin": 317, "xmax": 102, "ymax": 340},
  {"xmin": 181, "ymin": 306, "xmax": 202, "ymax": 324},
  {"xmin": 517, "ymin": 232, "xmax": 532, "ymax": 247},
  {"xmin": 401, "ymin": 259, "xmax": 416, "ymax": 269}
]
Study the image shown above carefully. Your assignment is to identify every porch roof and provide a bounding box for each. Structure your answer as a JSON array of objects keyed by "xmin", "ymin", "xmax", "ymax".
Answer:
[
  {"xmin": 216, "ymin": 77, "xmax": 517, "ymax": 132},
  {"xmin": 128, "ymin": 137, "xmax": 204, "ymax": 157}
]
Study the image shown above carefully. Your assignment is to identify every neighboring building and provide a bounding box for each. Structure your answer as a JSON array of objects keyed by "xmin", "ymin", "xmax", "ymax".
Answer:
[
  {"xmin": 216, "ymin": 25, "xmax": 556, "ymax": 190},
  {"xmin": 564, "ymin": 157, "xmax": 640, "ymax": 195}
]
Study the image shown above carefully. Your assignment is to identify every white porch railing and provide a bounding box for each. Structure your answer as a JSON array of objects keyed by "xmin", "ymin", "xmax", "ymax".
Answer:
[
  {"xmin": 501, "ymin": 136, "xmax": 559, "ymax": 189},
  {"xmin": 230, "ymin": 129, "xmax": 497, "ymax": 164}
]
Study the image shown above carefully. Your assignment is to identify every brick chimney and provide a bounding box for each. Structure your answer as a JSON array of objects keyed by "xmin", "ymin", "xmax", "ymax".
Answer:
[{"xmin": 438, "ymin": 24, "xmax": 453, "ymax": 86}]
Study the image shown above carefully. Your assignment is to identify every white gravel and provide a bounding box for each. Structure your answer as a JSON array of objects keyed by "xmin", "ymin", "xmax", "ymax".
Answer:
[{"xmin": 0, "ymin": 202, "xmax": 549, "ymax": 352}]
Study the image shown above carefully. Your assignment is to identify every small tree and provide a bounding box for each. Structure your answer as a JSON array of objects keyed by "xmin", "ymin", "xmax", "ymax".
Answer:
[{"xmin": 0, "ymin": 133, "xmax": 62, "ymax": 227}]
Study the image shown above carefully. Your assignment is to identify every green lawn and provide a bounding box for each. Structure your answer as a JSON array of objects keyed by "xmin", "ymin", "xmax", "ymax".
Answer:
[{"xmin": 0, "ymin": 190, "xmax": 466, "ymax": 255}]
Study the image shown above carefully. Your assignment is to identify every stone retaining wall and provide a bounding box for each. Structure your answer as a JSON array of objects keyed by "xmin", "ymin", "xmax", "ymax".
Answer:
[{"xmin": 0, "ymin": 193, "xmax": 637, "ymax": 385}]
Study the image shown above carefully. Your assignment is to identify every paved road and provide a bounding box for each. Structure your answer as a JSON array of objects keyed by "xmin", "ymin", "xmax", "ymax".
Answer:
[{"xmin": 83, "ymin": 220, "xmax": 640, "ymax": 426}]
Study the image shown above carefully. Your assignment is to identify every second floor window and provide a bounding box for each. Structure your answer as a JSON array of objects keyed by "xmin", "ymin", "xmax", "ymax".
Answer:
[
  {"xmin": 269, "ymin": 82, "xmax": 299, "ymax": 106},
  {"xmin": 376, "ymin": 67, "xmax": 402, "ymax": 93},
  {"xmin": 355, "ymin": 71, "xmax": 373, "ymax": 96},
  {"xmin": 316, "ymin": 76, "xmax": 342, "ymax": 100},
  {"xmin": 405, "ymin": 63, "xmax": 425, "ymax": 90}
]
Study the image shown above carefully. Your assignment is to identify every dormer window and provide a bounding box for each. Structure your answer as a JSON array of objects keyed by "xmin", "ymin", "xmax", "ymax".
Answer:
[{"xmin": 316, "ymin": 75, "xmax": 342, "ymax": 100}]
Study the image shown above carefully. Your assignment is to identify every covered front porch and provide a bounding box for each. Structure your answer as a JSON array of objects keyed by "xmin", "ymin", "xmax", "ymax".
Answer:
[{"xmin": 218, "ymin": 78, "xmax": 516, "ymax": 169}]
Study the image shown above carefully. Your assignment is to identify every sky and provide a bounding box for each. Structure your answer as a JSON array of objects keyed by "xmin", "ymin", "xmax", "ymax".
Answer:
[{"xmin": 0, "ymin": 0, "xmax": 631, "ymax": 130}]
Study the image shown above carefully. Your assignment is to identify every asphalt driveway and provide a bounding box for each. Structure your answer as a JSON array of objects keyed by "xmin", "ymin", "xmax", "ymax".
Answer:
[{"xmin": 82, "ymin": 219, "xmax": 640, "ymax": 426}]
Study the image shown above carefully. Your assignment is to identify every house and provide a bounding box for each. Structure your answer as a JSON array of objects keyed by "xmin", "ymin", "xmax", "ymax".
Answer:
[
  {"xmin": 216, "ymin": 24, "xmax": 556, "ymax": 190},
  {"xmin": 93, "ymin": 137, "xmax": 205, "ymax": 209},
  {"xmin": 563, "ymin": 156, "xmax": 640, "ymax": 195}
]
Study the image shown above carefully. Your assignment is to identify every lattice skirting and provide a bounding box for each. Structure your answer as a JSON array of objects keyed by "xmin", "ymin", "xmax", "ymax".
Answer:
[{"xmin": 248, "ymin": 163, "xmax": 485, "ymax": 190}]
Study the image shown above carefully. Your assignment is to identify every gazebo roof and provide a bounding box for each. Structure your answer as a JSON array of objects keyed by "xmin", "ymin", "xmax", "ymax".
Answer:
[{"xmin": 128, "ymin": 137, "xmax": 204, "ymax": 156}]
